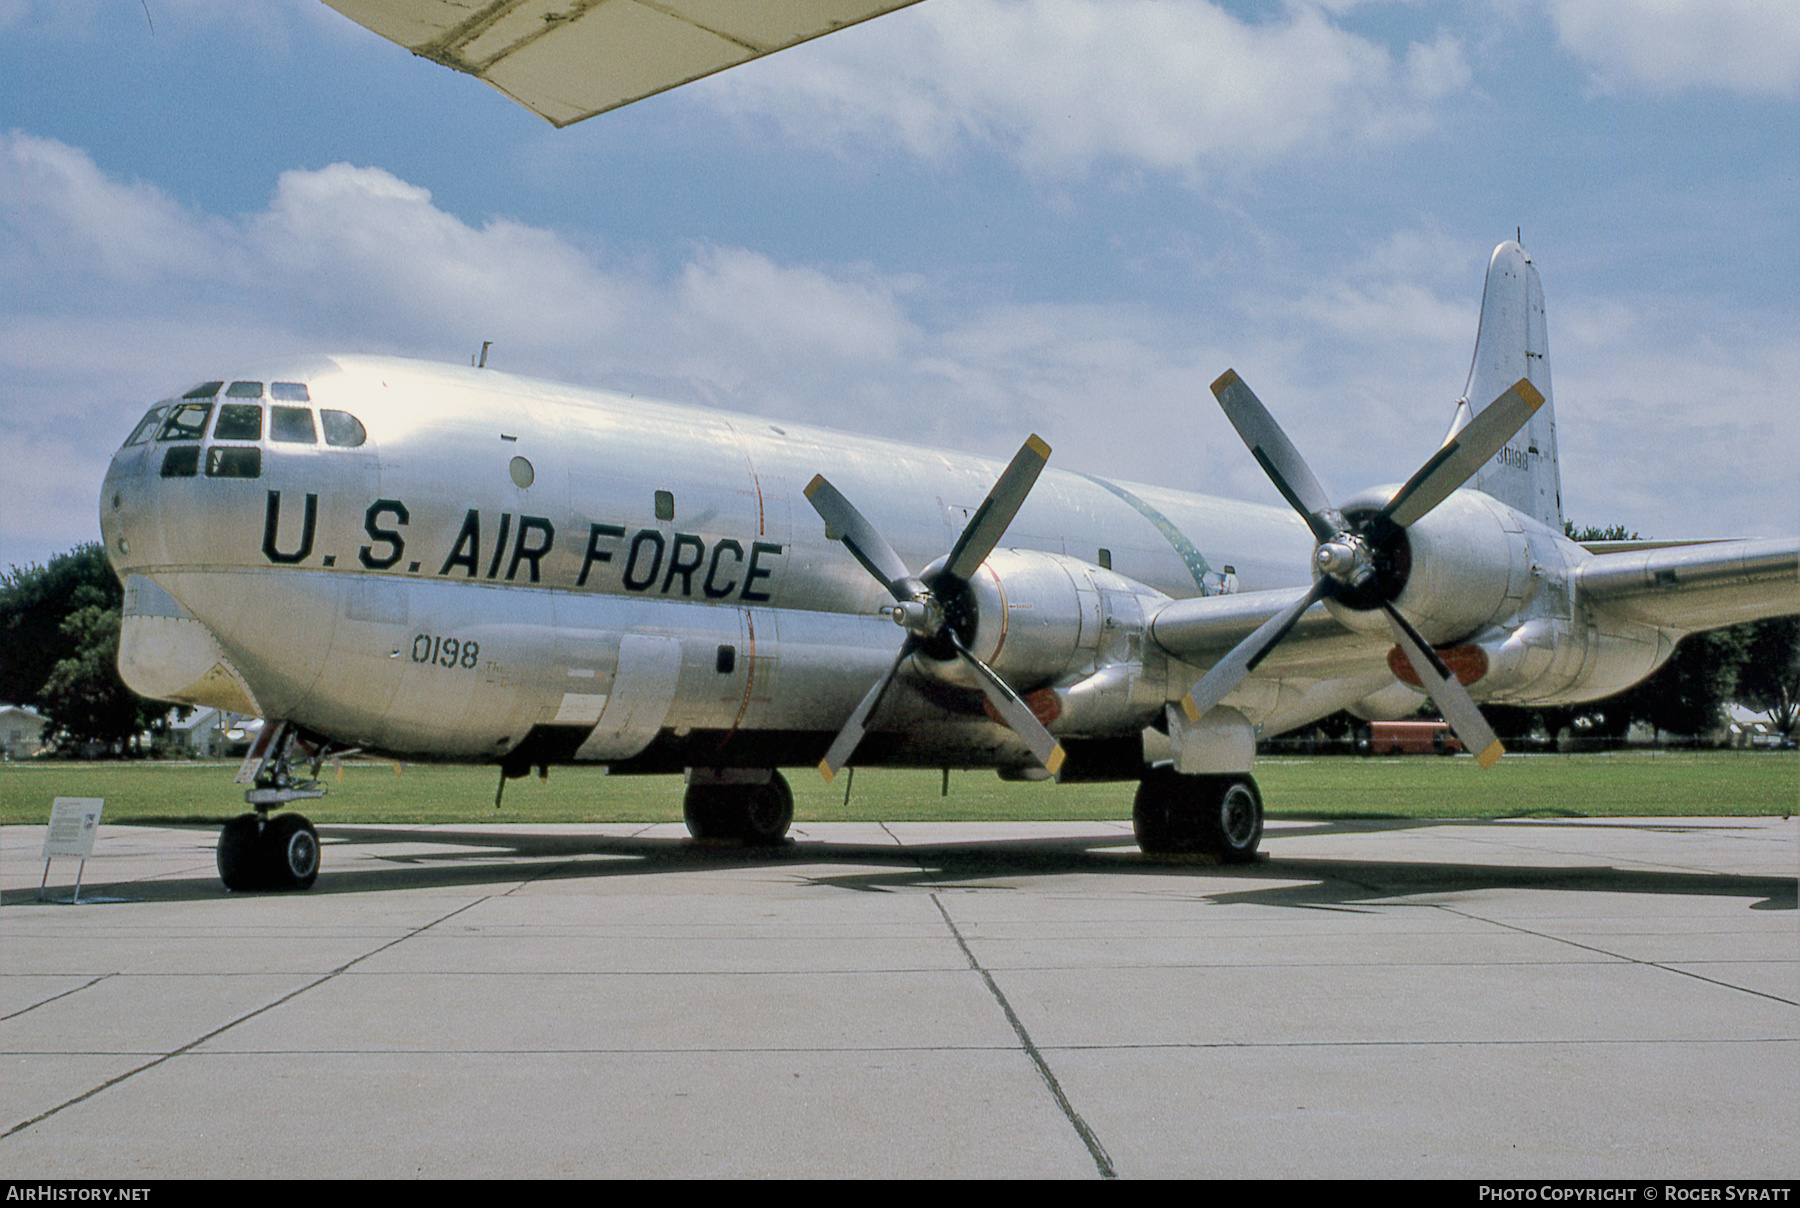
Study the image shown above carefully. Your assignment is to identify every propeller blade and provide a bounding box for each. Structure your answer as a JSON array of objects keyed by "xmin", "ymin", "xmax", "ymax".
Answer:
[
  {"xmin": 804, "ymin": 474, "xmax": 922, "ymax": 602},
  {"xmin": 817, "ymin": 638, "xmax": 916, "ymax": 782},
  {"xmin": 950, "ymin": 633, "xmax": 1066, "ymax": 775},
  {"xmin": 1380, "ymin": 603, "xmax": 1504, "ymax": 768},
  {"xmin": 942, "ymin": 435, "xmax": 1052, "ymax": 583},
  {"xmin": 1210, "ymin": 370, "xmax": 1340, "ymax": 543},
  {"xmin": 1179, "ymin": 578, "xmax": 1333, "ymax": 722},
  {"xmin": 1381, "ymin": 378, "xmax": 1545, "ymax": 528}
]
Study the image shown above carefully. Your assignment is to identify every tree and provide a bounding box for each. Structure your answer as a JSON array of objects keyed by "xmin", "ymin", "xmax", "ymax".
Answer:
[
  {"xmin": 1564, "ymin": 522, "xmax": 1640, "ymax": 543},
  {"xmin": 0, "ymin": 543, "xmax": 168, "ymax": 755},
  {"xmin": 1733, "ymin": 616, "xmax": 1800, "ymax": 737}
]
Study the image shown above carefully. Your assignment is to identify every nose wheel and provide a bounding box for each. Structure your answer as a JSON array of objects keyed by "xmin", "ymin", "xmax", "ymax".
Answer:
[{"xmin": 218, "ymin": 812, "xmax": 321, "ymax": 891}]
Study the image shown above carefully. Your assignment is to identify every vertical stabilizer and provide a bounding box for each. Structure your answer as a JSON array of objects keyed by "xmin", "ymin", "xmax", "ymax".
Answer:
[{"xmin": 1460, "ymin": 242, "xmax": 1562, "ymax": 528}]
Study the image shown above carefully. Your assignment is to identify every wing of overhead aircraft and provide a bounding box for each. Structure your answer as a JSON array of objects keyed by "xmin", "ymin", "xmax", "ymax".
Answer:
[{"xmin": 323, "ymin": 0, "xmax": 925, "ymax": 126}]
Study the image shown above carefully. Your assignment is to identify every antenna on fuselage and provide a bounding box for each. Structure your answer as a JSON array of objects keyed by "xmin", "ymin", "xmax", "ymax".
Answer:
[{"xmin": 475, "ymin": 341, "xmax": 493, "ymax": 369}]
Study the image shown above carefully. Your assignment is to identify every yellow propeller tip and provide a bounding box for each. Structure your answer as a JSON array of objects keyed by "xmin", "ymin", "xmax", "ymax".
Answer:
[
  {"xmin": 818, "ymin": 760, "xmax": 835, "ymax": 783},
  {"xmin": 1476, "ymin": 740, "xmax": 1504, "ymax": 769}
]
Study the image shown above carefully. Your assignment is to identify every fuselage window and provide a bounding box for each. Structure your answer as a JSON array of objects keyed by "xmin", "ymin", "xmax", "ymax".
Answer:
[
  {"xmin": 270, "ymin": 406, "xmax": 317, "ymax": 444},
  {"xmin": 205, "ymin": 447, "xmax": 262, "ymax": 479},
  {"xmin": 160, "ymin": 446, "xmax": 200, "ymax": 477},
  {"xmin": 321, "ymin": 410, "xmax": 366, "ymax": 448},
  {"xmin": 270, "ymin": 382, "xmax": 311, "ymax": 402},
  {"xmin": 157, "ymin": 402, "xmax": 213, "ymax": 441},
  {"xmin": 226, "ymin": 381, "xmax": 264, "ymax": 399},
  {"xmin": 214, "ymin": 403, "xmax": 263, "ymax": 442},
  {"xmin": 181, "ymin": 382, "xmax": 223, "ymax": 400},
  {"xmin": 123, "ymin": 406, "xmax": 169, "ymax": 447}
]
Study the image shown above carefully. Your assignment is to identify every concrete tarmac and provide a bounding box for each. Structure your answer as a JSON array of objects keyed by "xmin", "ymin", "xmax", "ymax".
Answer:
[{"xmin": 2, "ymin": 816, "xmax": 1795, "ymax": 1179}]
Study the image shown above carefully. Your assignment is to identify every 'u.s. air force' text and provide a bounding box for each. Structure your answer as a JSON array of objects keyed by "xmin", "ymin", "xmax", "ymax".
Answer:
[{"xmin": 260, "ymin": 492, "xmax": 782, "ymax": 602}]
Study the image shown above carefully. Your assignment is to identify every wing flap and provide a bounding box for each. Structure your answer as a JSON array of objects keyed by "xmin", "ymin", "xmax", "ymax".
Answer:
[
  {"xmin": 325, "ymin": 0, "xmax": 925, "ymax": 126},
  {"xmin": 1578, "ymin": 537, "xmax": 1799, "ymax": 631}
]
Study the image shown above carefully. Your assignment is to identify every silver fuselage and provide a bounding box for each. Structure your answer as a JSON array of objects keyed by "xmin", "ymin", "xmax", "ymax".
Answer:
[{"xmin": 101, "ymin": 354, "xmax": 1313, "ymax": 771}]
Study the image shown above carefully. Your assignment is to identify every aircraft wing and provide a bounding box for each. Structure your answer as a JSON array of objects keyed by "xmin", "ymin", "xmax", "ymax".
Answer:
[
  {"xmin": 1147, "ymin": 586, "xmax": 1389, "ymax": 680},
  {"xmin": 323, "ymin": 0, "xmax": 925, "ymax": 126},
  {"xmin": 1149, "ymin": 535, "xmax": 1800, "ymax": 687},
  {"xmin": 1577, "ymin": 536, "xmax": 1800, "ymax": 632}
]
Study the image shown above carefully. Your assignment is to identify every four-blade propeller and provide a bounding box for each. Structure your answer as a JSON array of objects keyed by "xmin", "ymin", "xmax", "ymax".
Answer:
[
  {"xmin": 804, "ymin": 436, "xmax": 1066, "ymax": 782},
  {"xmin": 1181, "ymin": 370, "xmax": 1545, "ymax": 769}
]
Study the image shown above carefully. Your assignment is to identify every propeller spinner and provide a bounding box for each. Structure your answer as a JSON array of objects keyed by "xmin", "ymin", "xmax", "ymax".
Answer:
[
  {"xmin": 805, "ymin": 436, "xmax": 1066, "ymax": 782},
  {"xmin": 1182, "ymin": 370, "xmax": 1545, "ymax": 769}
]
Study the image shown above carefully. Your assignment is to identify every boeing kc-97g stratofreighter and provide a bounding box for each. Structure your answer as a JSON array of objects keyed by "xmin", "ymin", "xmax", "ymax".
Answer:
[{"xmin": 99, "ymin": 239, "xmax": 1800, "ymax": 890}]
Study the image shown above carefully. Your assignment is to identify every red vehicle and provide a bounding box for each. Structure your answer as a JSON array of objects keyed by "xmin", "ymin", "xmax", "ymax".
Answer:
[{"xmin": 1365, "ymin": 721, "xmax": 1462, "ymax": 756}]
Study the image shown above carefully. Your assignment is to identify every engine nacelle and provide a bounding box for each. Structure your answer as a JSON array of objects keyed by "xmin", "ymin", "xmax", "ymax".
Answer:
[
  {"xmin": 1327, "ymin": 487, "xmax": 1535, "ymax": 646},
  {"xmin": 917, "ymin": 548, "xmax": 1167, "ymax": 695}
]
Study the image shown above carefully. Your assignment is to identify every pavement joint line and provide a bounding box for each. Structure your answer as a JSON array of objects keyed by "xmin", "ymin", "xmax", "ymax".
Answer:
[
  {"xmin": 11, "ymin": 1037, "xmax": 1797, "ymax": 1058},
  {"xmin": 931, "ymin": 892, "xmax": 1116, "ymax": 1180},
  {"xmin": 0, "ymin": 894, "xmax": 493, "ymax": 1141},
  {"xmin": 1, "ymin": 974, "xmax": 115, "ymax": 1022},
  {"xmin": 1431, "ymin": 905, "xmax": 1800, "ymax": 1009}
]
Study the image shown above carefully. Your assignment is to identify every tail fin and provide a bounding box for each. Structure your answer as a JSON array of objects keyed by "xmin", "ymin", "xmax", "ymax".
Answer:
[{"xmin": 1454, "ymin": 241, "xmax": 1562, "ymax": 529}]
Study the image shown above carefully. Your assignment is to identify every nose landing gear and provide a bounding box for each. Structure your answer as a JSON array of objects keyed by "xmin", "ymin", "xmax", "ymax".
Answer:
[
  {"xmin": 217, "ymin": 810, "xmax": 320, "ymax": 891},
  {"xmin": 218, "ymin": 720, "xmax": 344, "ymax": 891}
]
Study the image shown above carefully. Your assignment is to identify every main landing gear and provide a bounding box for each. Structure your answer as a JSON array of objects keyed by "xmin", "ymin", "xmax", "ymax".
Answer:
[
  {"xmin": 218, "ymin": 720, "xmax": 339, "ymax": 892},
  {"xmin": 683, "ymin": 769, "xmax": 794, "ymax": 845},
  {"xmin": 1132, "ymin": 766, "xmax": 1264, "ymax": 862}
]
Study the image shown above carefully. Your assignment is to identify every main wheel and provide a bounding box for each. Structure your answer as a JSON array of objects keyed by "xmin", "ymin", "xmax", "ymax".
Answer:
[
  {"xmin": 1132, "ymin": 770, "xmax": 1263, "ymax": 862},
  {"xmin": 683, "ymin": 785, "xmax": 736, "ymax": 841},
  {"xmin": 683, "ymin": 772, "xmax": 793, "ymax": 845},
  {"xmin": 739, "ymin": 772, "xmax": 793, "ymax": 846},
  {"xmin": 1196, "ymin": 776, "xmax": 1263, "ymax": 863},
  {"xmin": 264, "ymin": 813, "xmax": 321, "ymax": 890},
  {"xmin": 217, "ymin": 813, "xmax": 267, "ymax": 892},
  {"xmin": 1131, "ymin": 766, "xmax": 1186, "ymax": 854}
]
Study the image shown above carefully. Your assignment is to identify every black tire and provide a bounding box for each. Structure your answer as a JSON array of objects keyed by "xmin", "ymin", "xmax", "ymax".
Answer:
[
  {"xmin": 683, "ymin": 785, "xmax": 736, "ymax": 841},
  {"xmin": 217, "ymin": 813, "xmax": 267, "ymax": 892},
  {"xmin": 684, "ymin": 773, "xmax": 793, "ymax": 844},
  {"xmin": 1132, "ymin": 766, "xmax": 1186, "ymax": 854},
  {"xmin": 1133, "ymin": 769, "xmax": 1263, "ymax": 862},
  {"xmin": 740, "ymin": 772, "xmax": 793, "ymax": 846},
  {"xmin": 1195, "ymin": 776, "xmax": 1263, "ymax": 863},
  {"xmin": 264, "ymin": 813, "xmax": 321, "ymax": 890}
]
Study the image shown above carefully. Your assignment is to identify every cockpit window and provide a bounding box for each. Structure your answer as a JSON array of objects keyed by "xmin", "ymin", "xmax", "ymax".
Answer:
[
  {"xmin": 270, "ymin": 382, "xmax": 310, "ymax": 402},
  {"xmin": 214, "ymin": 403, "xmax": 263, "ymax": 442},
  {"xmin": 182, "ymin": 382, "xmax": 223, "ymax": 400},
  {"xmin": 157, "ymin": 402, "xmax": 213, "ymax": 441},
  {"xmin": 206, "ymin": 446, "xmax": 262, "ymax": 479},
  {"xmin": 226, "ymin": 381, "xmax": 263, "ymax": 399},
  {"xmin": 123, "ymin": 406, "xmax": 168, "ymax": 447},
  {"xmin": 321, "ymin": 410, "xmax": 366, "ymax": 448},
  {"xmin": 270, "ymin": 406, "xmax": 317, "ymax": 444}
]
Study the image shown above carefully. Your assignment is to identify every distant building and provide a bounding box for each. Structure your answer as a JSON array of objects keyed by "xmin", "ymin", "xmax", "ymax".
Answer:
[
  {"xmin": 0, "ymin": 705, "xmax": 48, "ymax": 759},
  {"xmin": 165, "ymin": 708, "xmax": 261, "ymax": 758}
]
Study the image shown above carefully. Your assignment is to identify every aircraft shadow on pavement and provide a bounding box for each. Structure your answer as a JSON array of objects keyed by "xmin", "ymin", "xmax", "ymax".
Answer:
[{"xmin": 6, "ymin": 819, "xmax": 1791, "ymax": 911}]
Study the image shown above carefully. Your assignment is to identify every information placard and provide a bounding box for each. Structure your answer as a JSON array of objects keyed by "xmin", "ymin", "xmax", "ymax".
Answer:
[{"xmin": 43, "ymin": 797, "xmax": 104, "ymax": 858}]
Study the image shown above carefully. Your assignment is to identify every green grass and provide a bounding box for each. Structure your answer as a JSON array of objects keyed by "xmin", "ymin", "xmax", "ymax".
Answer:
[{"xmin": 0, "ymin": 750, "xmax": 1793, "ymax": 826}]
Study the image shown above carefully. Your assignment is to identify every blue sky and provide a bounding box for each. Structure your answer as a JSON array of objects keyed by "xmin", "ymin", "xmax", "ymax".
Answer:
[{"xmin": 3, "ymin": 0, "xmax": 1796, "ymax": 572}]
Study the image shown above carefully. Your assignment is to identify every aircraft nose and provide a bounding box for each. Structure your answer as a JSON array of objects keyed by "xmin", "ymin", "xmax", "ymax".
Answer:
[{"xmin": 100, "ymin": 406, "xmax": 170, "ymax": 573}]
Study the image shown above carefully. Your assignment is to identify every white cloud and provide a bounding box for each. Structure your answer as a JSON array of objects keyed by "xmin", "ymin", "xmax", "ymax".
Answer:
[
  {"xmin": 701, "ymin": 0, "xmax": 1472, "ymax": 177},
  {"xmin": 1545, "ymin": 0, "xmax": 1800, "ymax": 96},
  {"xmin": 2, "ymin": 135, "xmax": 1793, "ymax": 571}
]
